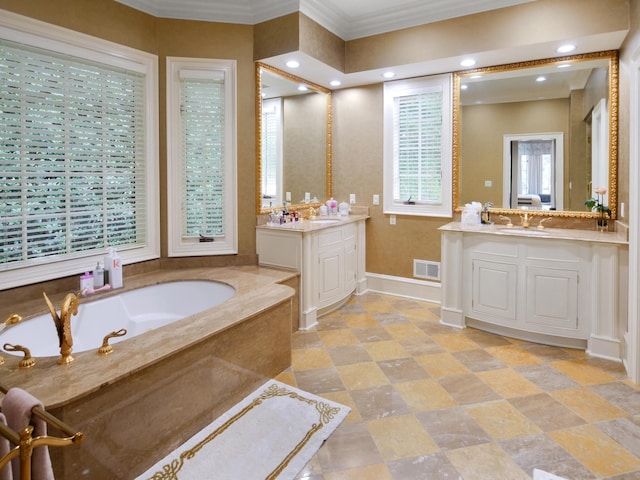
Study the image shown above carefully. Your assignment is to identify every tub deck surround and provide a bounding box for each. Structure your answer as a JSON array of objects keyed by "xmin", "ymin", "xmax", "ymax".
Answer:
[
  {"xmin": 0, "ymin": 265, "xmax": 297, "ymax": 409},
  {"xmin": 0, "ymin": 265, "xmax": 297, "ymax": 478},
  {"xmin": 440, "ymin": 222, "xmax": 628, "ymax": 362}
]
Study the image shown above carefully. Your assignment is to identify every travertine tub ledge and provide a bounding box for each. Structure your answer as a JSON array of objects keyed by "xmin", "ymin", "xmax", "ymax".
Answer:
[{"xmin": 0, "ymin": 265, "xmax": 296, "ymax": 408}]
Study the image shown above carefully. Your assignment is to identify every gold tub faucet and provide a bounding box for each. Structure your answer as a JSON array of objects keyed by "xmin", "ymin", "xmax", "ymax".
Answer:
[{"xmin": 43, "ymin": 291, "xmax": 81, "ymax": 364}]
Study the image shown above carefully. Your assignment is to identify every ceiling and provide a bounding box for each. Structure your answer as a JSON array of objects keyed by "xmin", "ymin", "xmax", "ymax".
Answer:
[{"xmin": 115, "ymin": 0, "xmax": 536, "ymax": 40}]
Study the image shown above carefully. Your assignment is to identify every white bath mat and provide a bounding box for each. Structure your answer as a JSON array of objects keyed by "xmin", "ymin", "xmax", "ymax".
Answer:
[{"xmin": 136, "ymin": 380, "xmax": 349, "ymax": 480}]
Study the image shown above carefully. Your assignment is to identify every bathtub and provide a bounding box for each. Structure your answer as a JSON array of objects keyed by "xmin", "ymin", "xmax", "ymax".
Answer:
[{"xmin": 0, "ymin": 280, "xmax": 236, "ymax": 357}]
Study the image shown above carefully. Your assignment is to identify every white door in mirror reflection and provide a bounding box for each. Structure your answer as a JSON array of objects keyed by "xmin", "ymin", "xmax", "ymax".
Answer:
[
  {"xmin": 502, "ymin": 133, "xmax": 564, "ymax": 211},
  {"xmin": 261, "ymin": 98, "xmax": 283, "ymax": 208}
]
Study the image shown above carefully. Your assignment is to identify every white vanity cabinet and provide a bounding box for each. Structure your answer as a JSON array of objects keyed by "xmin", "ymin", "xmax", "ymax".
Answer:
[
  {"xmin": 440, "ymin": 222, "xmax": 628, "ymax": 361},
  {"xmin": 256, "ymin": 216, "xmax": 367, "ymax": 330}
]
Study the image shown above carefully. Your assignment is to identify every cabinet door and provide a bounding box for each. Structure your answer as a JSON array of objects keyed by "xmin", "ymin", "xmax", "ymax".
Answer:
[
  {"xmin": 344, "ymin": 237, "xmax": 357, "ymax": 293},
  {"xmin": 525, "ymin": 266, "xmax": 579, "ymax": 332},
  {"xmin": 471, "ymin": 259, "xmax": 517, "ymax": 322},
  {"xmin": 318, "ymin": 245, "xmax": 344, "ymax": 307}
]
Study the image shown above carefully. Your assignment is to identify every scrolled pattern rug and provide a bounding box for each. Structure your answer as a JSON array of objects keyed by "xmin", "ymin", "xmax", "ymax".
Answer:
[{"xmin": 136, "ymin": 380, "xmax": 350, "ymax": 480}]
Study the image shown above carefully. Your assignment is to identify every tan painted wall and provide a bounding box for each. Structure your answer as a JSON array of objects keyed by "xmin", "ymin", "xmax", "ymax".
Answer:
[
  {"xmin": 460, "ymin": 99, "xmax": 569, "ymax": 207},
  {"xmin": 283, "ymin": 94, "xmax": 327, "ymax": 203},
  {"xmin": 0, "ymin": 0, "xmax": 636, "ymax": 284}
]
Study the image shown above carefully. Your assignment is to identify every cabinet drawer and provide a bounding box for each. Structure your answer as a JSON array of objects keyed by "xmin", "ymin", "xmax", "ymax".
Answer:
[
  {"xmin": 318, "ymin": 229, "xmax": 342, "ymax": 247},
  {"xmin": 342, "ymin": 224, "xmax": 357, "ymax": 240}
]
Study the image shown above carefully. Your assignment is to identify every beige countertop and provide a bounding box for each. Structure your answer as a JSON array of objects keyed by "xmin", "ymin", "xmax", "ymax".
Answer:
[
  {"xmin": 256, "ymin": 214, "xmax": 369, "ymax": 233},
  {"xmin": 439, "ymin": 222, "xmax": 629, "ymax": 245},
  {"xmin": 0, "ymin": 265, "xmax": 297, "ymax": 408}
]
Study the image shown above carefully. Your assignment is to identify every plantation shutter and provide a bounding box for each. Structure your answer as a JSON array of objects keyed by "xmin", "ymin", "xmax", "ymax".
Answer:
[
  {"xmin": 0, "ymin": 39, "xmax": 146, "ymax": 268},
  {"xmin": 179, "ymin": 70, "xmax": 225, "ymax": 238},
  {"xmin": 393, "ymin": 89, "xmax": 443, "ymax": 203}
]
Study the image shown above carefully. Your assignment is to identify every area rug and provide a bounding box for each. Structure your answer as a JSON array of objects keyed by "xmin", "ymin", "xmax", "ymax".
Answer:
[{"xmin": 136, "ymin": 380, "xmax": 350, "ymax": 480}]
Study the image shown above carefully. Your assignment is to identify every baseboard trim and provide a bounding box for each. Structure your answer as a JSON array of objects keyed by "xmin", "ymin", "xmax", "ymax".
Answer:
[{"xmin": 363, "ymin": 272, "xmax": 441, "ymax": 304}]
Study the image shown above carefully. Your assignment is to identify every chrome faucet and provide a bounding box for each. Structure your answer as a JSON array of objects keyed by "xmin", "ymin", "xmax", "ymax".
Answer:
[{"xmin": 43, "ymin": 291, "xmax": 81, "ymax": 364}]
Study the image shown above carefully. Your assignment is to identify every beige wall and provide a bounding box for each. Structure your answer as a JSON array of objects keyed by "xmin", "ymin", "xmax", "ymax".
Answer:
[
  {"xmin": 460, "ymin": 99, "xmax": 570, "ymax": 208},
  {"xmin": 283, "ymin": 94, "xmax": 327, "ymax": 203},
  {"xmin": 0, "ymin": 0, "xmax": 636, "ymax": 286}
]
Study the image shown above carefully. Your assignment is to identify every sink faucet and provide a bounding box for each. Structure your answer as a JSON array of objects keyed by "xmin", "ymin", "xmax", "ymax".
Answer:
[
  {"xmin": 43, "ymin": 291, "xmax": 81, "ymax": 364},
  {"xmin": 520, "ymin": 212, "xmax": 531, "ymax": 228}
]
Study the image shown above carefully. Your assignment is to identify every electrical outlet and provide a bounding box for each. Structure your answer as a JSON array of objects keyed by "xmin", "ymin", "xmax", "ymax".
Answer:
[
  {"xmin": 390, "ymin": 215, "xmax": 396, "ymax": 225},
  {"xmin": 373, "ymin": 194, "xmax": 380, "ymax": 205},
  {"xmin": 484, "ymin": 180, "xmax": 492, "ymax": 187},
  {"xmin": 621, "ymin": 202, "xmax": 625, "ymax": 218},
  {"xmin": 350, "ymin": 194, "xmax": 356, "ymax": 204}
]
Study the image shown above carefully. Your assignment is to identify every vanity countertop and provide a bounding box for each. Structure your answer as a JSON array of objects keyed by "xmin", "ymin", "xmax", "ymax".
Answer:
[
  {"xmin": 439, "ymin": 222, "xmax": 628, "ymax": 245},
  {"xmin": 256, "ymin": 214, "xmax": 369, "ymax": 232}
]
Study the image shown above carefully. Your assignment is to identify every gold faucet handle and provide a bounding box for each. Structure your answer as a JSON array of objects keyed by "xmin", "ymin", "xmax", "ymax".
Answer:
[
  {"xmin": 2, "ymin": 314, "xmax": 22, "ymax": 327},
  {"xmin": 537, "ymin": 217, "xmax": 553, "ymax": 229},
  {"xmin": 4, "ymin": 343, "xmax": 36, "ymax": 368},
  {"xmin": 98, "ymin": 328, "xmax": 128, "ymax": 355},
  {"xmin": 498, "ymin": 215, "xmax": 513, "ymax": 227}
]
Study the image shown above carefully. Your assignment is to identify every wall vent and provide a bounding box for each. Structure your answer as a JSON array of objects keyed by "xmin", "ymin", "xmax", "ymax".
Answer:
[{"xmin": 413, "ymin": 259, "xmax": 440, "ymax": 281}]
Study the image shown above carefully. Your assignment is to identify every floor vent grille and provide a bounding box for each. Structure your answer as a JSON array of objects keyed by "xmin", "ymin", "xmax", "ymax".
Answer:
[{"xmin": 413, "ymin": 259, "xmax": 440, "ymax": 281}]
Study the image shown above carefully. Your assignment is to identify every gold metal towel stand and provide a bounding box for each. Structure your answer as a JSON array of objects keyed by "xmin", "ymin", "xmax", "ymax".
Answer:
[{"xmin": 0, "ymin": 384, "xmax": 84, "ymax": 480}]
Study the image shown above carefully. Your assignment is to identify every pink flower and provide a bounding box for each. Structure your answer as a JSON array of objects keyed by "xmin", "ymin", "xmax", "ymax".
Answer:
[{"xmin": 594, "ymin": 187, "xmax": 607, "ymax": 195}]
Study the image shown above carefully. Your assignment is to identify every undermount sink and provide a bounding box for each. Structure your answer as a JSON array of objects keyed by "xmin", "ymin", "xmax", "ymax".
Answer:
[
  {"xmin": 309, "ymin": 219, "xmax": 342, "ymax": 225},
  {"xmin": 495, "ymin": 227, "xmax": 550, "ymax": 236}
]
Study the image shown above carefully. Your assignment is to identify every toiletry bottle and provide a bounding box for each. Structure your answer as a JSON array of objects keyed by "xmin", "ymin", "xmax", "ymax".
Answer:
[
  {"xmin": 93, "ymin": 262, "xmax": 104, "ymax": 288},
  {"xmin": 80, "ymin": 272, "xmax": 93, "ymax": 292},
  {"xmin": 105, "ymin": 247, "xmax": 123, "ymax": 289}
]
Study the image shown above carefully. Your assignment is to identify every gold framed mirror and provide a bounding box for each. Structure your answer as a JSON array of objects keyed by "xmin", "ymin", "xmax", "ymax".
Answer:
[
  {"xmin": 255, "ymin": 62, "xmax": 332, "ymax": 215},
  {"xmin": 453, "ymin": 50, "xmax": 618, "ymax": 219}
]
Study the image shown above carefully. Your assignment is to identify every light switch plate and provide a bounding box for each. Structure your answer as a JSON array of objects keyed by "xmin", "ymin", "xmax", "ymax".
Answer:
[
  {"xmin": 390, "ymin": 215, "xmax": 396, "ymax": 225},
  {"xmin": 373, "ymin": 194, "xmax": 380, "ymax": 205},
  {"xmin": 350, "ymin": 194, "xmax": 356, "ymax": 204}
]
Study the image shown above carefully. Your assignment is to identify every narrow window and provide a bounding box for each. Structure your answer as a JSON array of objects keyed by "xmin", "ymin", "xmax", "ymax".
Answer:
[{"xmin": 166, "ymin": 58, "xmax": 237, "ymax": 256}]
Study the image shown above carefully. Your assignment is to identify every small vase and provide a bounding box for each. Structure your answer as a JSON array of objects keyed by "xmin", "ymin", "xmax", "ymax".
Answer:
[{"xmin": 597, "ymin": 217, "xmax": 608, "ymax": 232}]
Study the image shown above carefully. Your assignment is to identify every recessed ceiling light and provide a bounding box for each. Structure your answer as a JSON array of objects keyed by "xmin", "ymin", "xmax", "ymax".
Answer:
[
  {"xmin": 460, "ymin": 85, "xmax": 468, "ymax": 90},
  {"xmin": 460, "ymin": 58, "xmax": 476, "ymax": 67},
  {"xmin": 298, "ymin": 85, "xmax": 308, "ymax": 91},
  {"xmin": 470, "ymin": 74, "xmax": 483, "ymax": 79},
  {"xmin": 536, "ymin": 76, "xmax": 546, "ymax": 82},
  {"xmin": 556, "ymin": 44, "xmax": 576, "ymax": 53},
  {"xmin": 286, "ymin": 60, "xmax": 300, "ymax": 68},
  {"xmin": 557, "ymin": 64, "xmax": 571, "ymax": 68},
  {"xmin": 330, "ymin": 80, "xmax": 342, "ymax": 87},
  {"xmin": 382, "ymin": 71, "xmax": 396, "ymax": 79}
]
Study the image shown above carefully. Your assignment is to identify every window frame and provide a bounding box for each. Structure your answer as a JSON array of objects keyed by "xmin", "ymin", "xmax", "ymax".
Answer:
[
  {"xmin": 166, "ymin": 57, "xmax": 237, "ymax": 256},
  {"xmin": 383, "ymin": 74, "xmax": 453, "ymax": 217},
  {"xmin": 0, "ymin": 9, "xmax": 159, "ymax": 289}
]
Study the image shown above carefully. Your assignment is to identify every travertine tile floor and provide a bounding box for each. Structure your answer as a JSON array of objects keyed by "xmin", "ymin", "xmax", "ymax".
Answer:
[{"xmin": 274, "ymin": 292, "xmax": 640, "ymax": 480}]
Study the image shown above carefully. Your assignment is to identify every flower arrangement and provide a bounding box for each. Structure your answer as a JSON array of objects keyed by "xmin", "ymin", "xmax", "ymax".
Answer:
[{"xmin": 585, "ymin": 187, "xmax": 611, "ymax": 230}]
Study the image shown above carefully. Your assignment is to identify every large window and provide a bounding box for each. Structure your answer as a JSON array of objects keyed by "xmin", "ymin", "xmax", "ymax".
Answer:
[
  {"xmin": 166, "ymin": 58, "xmax": 237, "ymax": 256},
  {"xmin": 383, "ymin": 74, "xmax": 452, "ymax": 217},
  {"xmin": 0, "ymin": 10, "xmax": 159, "ymax": 289}
]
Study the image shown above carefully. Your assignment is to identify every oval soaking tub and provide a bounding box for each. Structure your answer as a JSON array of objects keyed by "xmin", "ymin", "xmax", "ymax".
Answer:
[{"xmin": 0, "ymin": 280, "xmax": 235, "ymax": 357}]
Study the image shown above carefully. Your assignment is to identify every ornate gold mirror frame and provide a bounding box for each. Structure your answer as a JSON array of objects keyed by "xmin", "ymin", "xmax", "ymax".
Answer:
[
  {"xmin": 255, "ymin": 62, "xmax": 332, "ymax": 215},
  {"xmin": 453, "ymin": 50, "xmax": 618, "ymax": 219}
]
